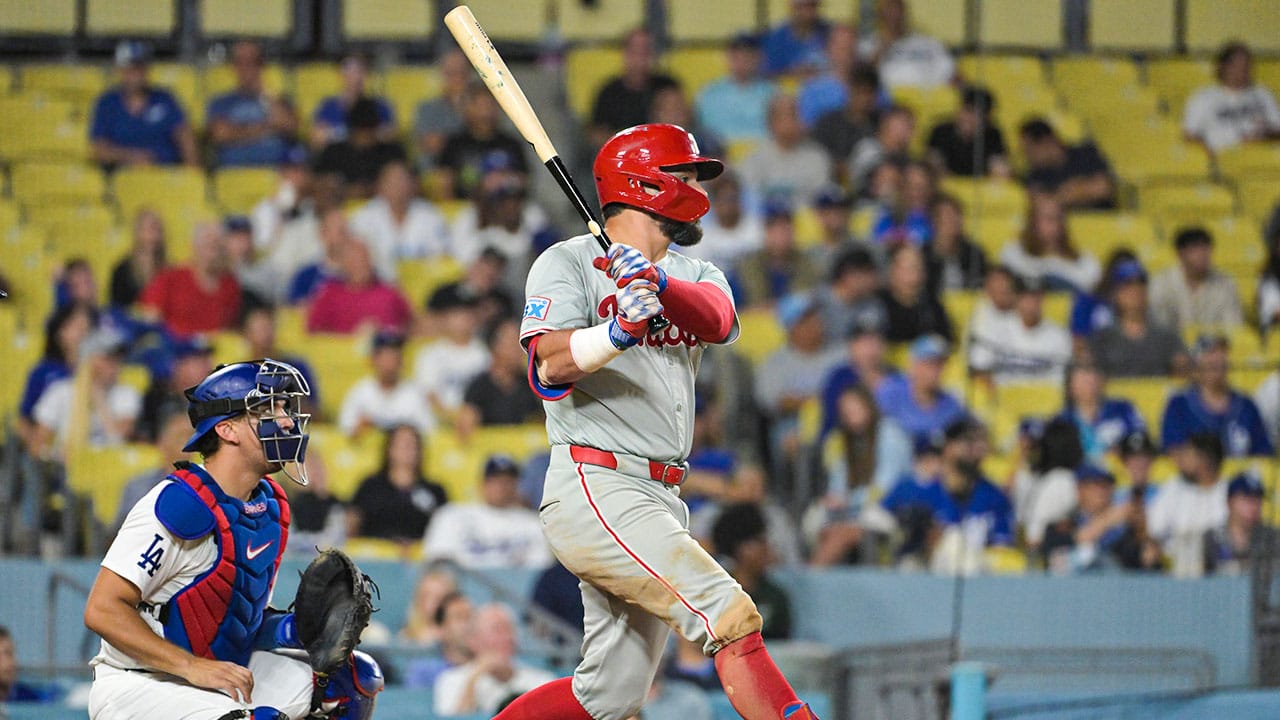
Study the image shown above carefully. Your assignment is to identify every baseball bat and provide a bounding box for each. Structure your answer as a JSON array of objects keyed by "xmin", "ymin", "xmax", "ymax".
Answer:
[{"xmin": 443, "ymin": 5, "xmax": 670, "ymax": 331}]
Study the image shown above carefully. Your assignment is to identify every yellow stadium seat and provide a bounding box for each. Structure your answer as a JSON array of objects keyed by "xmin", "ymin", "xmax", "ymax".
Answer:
[
  {"xmin": 213, "ymin": 167, "xmax": 277, "ymax": 214},
  {"xmin": 22, "ymin": 65, "xmax": 107, "ymax": 105},
  {"xmin": 565, "ymin": 46, "xmax": 623, "ymax": 120},
  {"xmin": 0, "ymin": 115, "xmax": 88, "ymax": 162},
  {"xmin": 1106, "ymin": 378, "xmax": 1171, "ymax": 431},
  {"xmin": 1090, "ymin": 0, "xmax": 1176, "ymax": 53},
  {"xmin": 969, "ymin": 214, "xmax": 1022, "ymax": 257},
  {"xmin": 990, "ymin": 381, "xmax": 1064, "ymax": 450},
  {"xmin": 28, "ymin": 202, "xmax": 124, "ymax": 264},
  {"xmin": 942, "ymin": 289, "xmax": 979, "ymax": 345},
  {"xmin": 1053, "ymin": 57, "xmax": 1141, "ymax": 98},
  {"xmin": 208, "ymin": 330, "xmax": 251, "ymax": 368},
  {"xmin": 149, "ymin": 62, "xmax": 203, "ymax": 129},
  {"xmin": 1138, "ymin": 182, "xmax": 1236, "ymax": 231},
  {"xmin": 471, "ymin": 424, "xmax": 549, "ymax": 464},
  {"xmin": 381, "ymin": 65, "xmax": 440, "ymax": 135},
  {"xmin": 669, "ymin": 0, "xmax": 757, "ymax": 43},
  {"xmin": 67, "ymin": 444, "xmax": 161, "ymax": 526},
  {"xmin": 341, "ymin": 0, "xmax": 432, "ymax": 41},
  {"xmin": 0, "ymin": 0, "xmax": 76, "ymax": 35},
  {"xmin": 11, "ymin": 162, "xmax": 107, "ymax": 206},
  {"xmin": 1043, "ymin": 292, "xmax": 1071, "ymax": 326},
  {"xmin": 1066, "ymin": 212, "xmax": 1159, "ymax": 258},
  {"xmin": 307, "ymin": 424, "xmax": 382, "ymax": 501},
  {"xmin": 1238, "ymin": 178, "xmax": 1280, "ymax": 224},
  {"xmin": 978, "ymin": 0, "xmax": 1062, "ymax": 50},
  {"xmin": 0, "ymin": 92, "xmax": 78, "ymax": 124},
  {"xmin": 664, "ymin": 48, "xmax": 730, "ymax": 100},
  {"xmin": 86, "ymin": 0, "xmax": 176, "ymax": 36},
  {"xmin": 425, "ymin": 429, "xmax": 487, "ymax": 502},
  {"xmin": 1216, "ymin": 144, "xmax": 1280, "ymax": 184},
  {"xmin": 957, "ymin": 54, "xmax": 1046, "ymax": 91},
  {"xmin": 116, "ymin": 364, "xmax": 151, "ymax": 395},
  {"xmin": 276, "ymin": 305, "xmax": 308, "ymax": 352},
  {"xmin": 726, "ymin": 138, "xmax": 759, "ymax": 165},
  {"xmin": 202, "ymin": 63, "xmax": 290, "ymax": 100},
  {"xmin": 1108, "ymin": 137, "xmax": 1211, "ymax": 186},
  {"xmin": 940, "ymin": 177, "xmax": 1028, "ymax": 220},
  {"xmin": 1184, "ymin": 0, "xmax": 1280, "ymax": 54},
  {"xmin": 764, "ymin": 0, "xmax": 855, "ymax": 24},
  {"xmin": 292, "ymin": 63, "xmax": 342, "ymax": 133},
  {"xmin": 905, "ymin": 0, "xmax": 966, "ymax": 46},
  {"xmin": 460, "ymin": 0, "xmax": 551, "ymax": 42},
  {"xmin": 559, "ymin": 0, "xmax": 645, "ymax": 42},
  {"xmin": 0, "ymin": 226, "xmax": 54, "ymax": 319},
  {"xmin": 1258, "ymin": 60, "xmax": 1280, "ymax": 103},
  {"xmin": 892, "ymin": 85, "xmax": 960, "ymax": 134},
  {"xmin": 735, "ymin": 307, "xmax": 785, "ymax": 365},
  {"xmin": 1202, "ymin": 216, "xmax": 1265, "ymax": 276},
  {"xmin": 299, "ymin": 334, "xmax": 371, "ymax": 421},
  {"xmin": 0, "ymin": 198, "xmax": 19, "ymax": 230},
  {"xmin": 1230, "ymin": 367, "xmax": 1272, "ymax": 394},
  {"xmin": 397, "ymin": 256, "xmax": 466, "ymax": 309},
  {"xmin": 112, "ymin": 166, "xmax": 210, "ymax": 220},
  {"xmin": 202, "ymin": 0, "xmax": 292, "ymax": 38},
  {"xmin": 791, "ymin": 206, "xmax": 822, "ymax": 249},
  {"xmin": 1145, "ymin": 58, "xmax": 1214, "ymax": 117}
]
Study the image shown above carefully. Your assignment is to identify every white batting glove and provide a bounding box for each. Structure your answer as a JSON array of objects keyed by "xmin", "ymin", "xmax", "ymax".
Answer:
[{"xmin": 609, "ymin": 279, "xmax": 664, "ymax": 348}]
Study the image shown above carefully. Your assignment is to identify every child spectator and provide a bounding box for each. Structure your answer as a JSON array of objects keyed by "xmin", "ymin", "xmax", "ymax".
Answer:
[{"xmin": 347, "ymin": 424, "xmax": 448, "ymax": 542}]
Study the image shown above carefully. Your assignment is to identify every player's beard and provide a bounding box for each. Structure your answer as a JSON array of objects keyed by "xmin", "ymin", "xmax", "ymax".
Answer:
[{"xmin": 657, "ymin": 215, "xmax": 703, "ymax": 247}]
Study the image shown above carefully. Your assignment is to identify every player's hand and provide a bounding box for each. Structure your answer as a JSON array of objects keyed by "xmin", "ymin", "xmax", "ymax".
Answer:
[
  {"xmin": 608, "ymin": 279, "xmax": 663, "ymax": 349},
  {"xmin": 592, "ymin": 244, "xmax": 667, "ymax": 293},
  {"xmin": 182, "ymin": 656, "xmax": 254, "ymax": 703}
]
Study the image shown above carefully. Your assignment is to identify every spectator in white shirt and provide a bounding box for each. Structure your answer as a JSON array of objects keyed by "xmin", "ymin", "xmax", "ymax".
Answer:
[
  {"xmin": 967, "ymin": 264, "xmax": 1018, "ymax": 349},
  {"xmin": 32, "ymin": 328, "xmax": 141, "ymax": 460},
  {"xmin": 1183, "ymin": 42, "xmax": 1280, "ymax": 153},
  {"xmin": 337, "ymin": 330, "xmax": 436, "ymax": 437},
  {"xmin": 415, "ymin": 290, "xmax": 491, "ymax": 423},
  {"xmin": 738, "ymin": 93, "xmax": 833, "ymax": 207},
  {"xmin": 449, "ymin": 158, "xmax": 551, "ymax": 286},
  {"xmin": 423, "ymin": 455, "xmax": 552, "ymax": 569},
  {"xmin": 999, "ymin": 193, "xmax": 1100, "ymax": 294},
  {"xmin": 864, "ymin": 0, "xmax": 954, "ymax": 90},
  {"xmin": 1147, "ymin": 432, "xmax": 1228, "ymax": 577},
  {"xmin": 969, "ymin": 273, "xmax": 1072, "ymax": 388},
  {"xmin": 681, "ymin": 170, "xmax": 763, "ymax": 272},
  {"xmin": 432, "ymin": 602, "xmax": 555, "ymax": 716},
  {"xmin": 1148, "ymin": 226, "xmax": 1243, "ymax": 333},
  {"xmin": 349, "ymin": 160, "xmax": 450, "ymax": 282}
]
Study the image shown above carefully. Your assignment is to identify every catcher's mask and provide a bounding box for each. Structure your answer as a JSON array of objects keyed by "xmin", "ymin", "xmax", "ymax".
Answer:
[
  {"xmin": 593, "ymin": 123, "xmax": 724, "ymax": 223},
  {"xmin": 183, "ymin": 358, "xmax": 312, "ymax": 485}
]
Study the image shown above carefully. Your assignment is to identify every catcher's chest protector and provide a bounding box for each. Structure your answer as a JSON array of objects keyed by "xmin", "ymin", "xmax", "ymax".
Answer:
[{"xmin": 155, "ymin": 462, "xmax": 291, "ymax": 666}]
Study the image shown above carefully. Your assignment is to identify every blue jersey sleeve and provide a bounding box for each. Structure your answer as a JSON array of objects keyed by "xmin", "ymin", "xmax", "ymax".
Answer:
[
  {"xmin": 89, "ymin": 93, "xmax": 113, "ymax": 140},
  {"xmin": 1160, "ymin": 393, "xmax": 1192, "ymax": 450},
  {"xmin": 159, "ymin": 91, "xmax": 187, "ymax": 132},
  {"xmin": 818, "ymin": 365, "xmax": 857, "ymax": 440},
  {"xmin": 987, "ymin": 491, "xmax": 1015, "ymax": 547},
  {"xmin": 1240, "ymin": 398, "xmax": 1275, "ymax": 455}
]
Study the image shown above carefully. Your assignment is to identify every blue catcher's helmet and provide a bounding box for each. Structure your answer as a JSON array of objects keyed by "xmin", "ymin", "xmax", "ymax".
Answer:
[{"xmin": 183, "ymin": 358, "xmax": 312, "ymax": 484}]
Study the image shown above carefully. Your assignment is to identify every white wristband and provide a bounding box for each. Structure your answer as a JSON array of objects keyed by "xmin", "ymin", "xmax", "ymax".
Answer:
[{"xmin": 569, "ymin": 323, "xmax": 626, "ymax": 373}]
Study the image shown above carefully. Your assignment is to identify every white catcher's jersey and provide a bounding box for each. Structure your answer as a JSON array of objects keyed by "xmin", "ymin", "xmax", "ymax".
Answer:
[
  {"xmin": 520, "ymin": 235, "xmax": 740, "ymax": 463},
  {"xmin": 90, "ymin": 481, "xmax": 219, "ymax": 670}
]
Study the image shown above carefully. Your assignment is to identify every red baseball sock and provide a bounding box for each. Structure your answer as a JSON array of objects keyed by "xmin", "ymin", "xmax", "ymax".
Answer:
[
  {"xmin": 714, "ymin": 632, "xmax": 801, "ymax": 720},
  {"xmin": 492, "ymin": 677, "xmax": 593, "ymax": 720}
]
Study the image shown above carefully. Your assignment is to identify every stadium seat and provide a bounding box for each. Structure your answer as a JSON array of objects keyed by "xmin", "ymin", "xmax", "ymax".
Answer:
[
  {"xmin": 202, "ymin": 62, "xmax": 290, "ymax": 100},
  {"xmin": 1230, "ymin": 367, "xmax": 1272, "ymax": 394},
  {"xmin": 904, "ymin": 0, "xmax": 966, "ymax": 46},
  {"xmin": 969, "ymin": 214, "xmax": 1022, "ymax": 258},
  {"xmin": 1137, "ymin": 182, "xmax": 1236, "ymax": 231},
  {"xmin": 1184, "ymin": 0, "xmax": 1280, "ymax": 54},
  {"xmin": 11, "ymin": 162, "xmax": 107, "ymax": 206},
  {"xmin": 0, "ymin": 198, "xmax": 19, "ymax": 230},
  {"xmin": 0, "ymin": 66, "xmax": 11, "ymax": 94},
  {"xmin": 764, "ymin": 0, "xmax": 855, "ymax": 25},
  {"xmin": 149, "ymin": 62, "xmax": 202, "ymax": 130},
  {"xmin": 1089, "ymin": 0, "xmax": 1176, "ymax": 53},
  {"xmin": 397, "ymin": 256, "xmax": 466, "ymax": 309},
  {"xmin": 1202, "ymin": 216, "xmax": 1265, "ymax": 276},
  {"xmin": 989, "ymin": 381, "xmax": 1064, "ymax": 450},
  {"xmin": 0, "ymin": 0, "xmax": 76, "ymax": 35},
  {"xmin": 1105, "ymin": 378, "xmax": 1171, "ymax": 431},
  {"xmin": 0, "ymin": 226, "xmax": 53, "ymax": 319},
  {"xmin": 977, "ymin": 0, "xmax": 1062, "ymax": 50},
  {"xmin": 471, "ymin": 424, "xmax": 549, "ymax": 464},
  {"xmin": 26, "ymin": 202, "xmax": 125, "ymax": 289},
  {"xmin": 461, "ymin": 0, "xmax": 551, "ymax": 42},
  {"xmin": 892, "ymin": 85, "xmax": 960, "ymax": 150},
  {"xmin": 1106, "ymin": 136, "xmax": 1212, "ymax": 185},
  {"xmin": 201, "ymin": 0, "xmax": 292, "ymax": 39},
  {"xmin": 942, "ymin": 289, "xmax": 979, "ymax": 343},
  {"xmin": 1238, "ymin": 178, "xmax": 1280, "ymax": 224},
  {"xmin": 669, "ymin": 0, "xmax": 758, "ymax": 43},
  {"xmin": 1062, "ymin": 84, "xmax": 1161, "ymax": 127},
  {"xmin": 1215, "ymin": 144, "xmax": 1280, "ymax": 184},
  {"xmin": 301, "ymin": 334, "xmax": 372, "ymax": 421},
  {"xmin": 939, "ymin": 178, "xmax": 1027, "ymax": 220},
  {"xmin": 1066, "ymin": 212, "xmax": 1159, "ymax": 259},
  {"xmin": 112, "ymin": 166, "xmax": 209, "ymax": 221},
  {"xmin": 1042, "ymin": 292, "xmax": 1070, "ymax": 327},
  {"xmin": 0, "ymin": 114, "xmax": 88, "ymax": 162},
  {"xmin": 341, "ymin": 0, "xmax": 433, "ymax": 42},
  {"xmin": 1145, "ymin": 58, "xmax": 1213, "ymax": 117},
  {"xmin": 67, "ymin": 443, "xmax": 161, "ymax": 527},
  {"xmin": 558, "ymin": 0, "xmax": 645, "ymax": 42},
  {"xmin": 663, "ymin": 48, "xmax": 730, "ymax": 100},
  {"xmin": 307, "ymin": 424, "xmax": 381, "ymax": 501},
  {"xmin": 208, "ymin": 330, "xmax": 250, "ymax": 368},
  {"xmin": 735, "ymin": 307, "xmax": 786, "ymax": 365},
  {"xmin": 1053, "ymin": 57, "xmax": 1141, "ymax": 99},
  {"xmin": 791, "ymin": 206, "xmax": 822, "ymax": 248},
  {"xmin": 564, "ymin": 46, "xmax": 623, "ymax": 120},
  {"xmin": 957, "ymin": 54, "xmax": 1046, "ymax": 92},
  {"xmin": 425, "ymin": 429, "xmax": 488, "ymax": 502},
  {"xmin": 293, "ymin": 62, "xmax": 342, "ymax": 134},
  {"xmin": 381, "ymin": 66, "xmax": 440, "ymax": 135},
  {"xmin": 85, "ymin": 0, "xmax": 176, "ymax": 37},
  {"xmin": 1258, "ymin": 60, "xmax": 1280, "ymax": 103},
  {"xmin": 213, "ymin": 166, "xmax": 277, "ymax": 214},
  {"xmin": 21, "ymin": 64, "xmax": 106, "ymax": 105}
]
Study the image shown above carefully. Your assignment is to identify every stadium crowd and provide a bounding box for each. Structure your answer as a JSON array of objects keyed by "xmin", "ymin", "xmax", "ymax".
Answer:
[{"xmin": 6, "ymin": 0, "xmax": 1280, "ymax": 712}]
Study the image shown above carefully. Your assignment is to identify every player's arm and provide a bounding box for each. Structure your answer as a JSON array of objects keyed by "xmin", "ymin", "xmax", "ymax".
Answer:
[
  {"xmin": 529, "ymin": 278, "xmax": 663, "ymax": 389},
  {"xmin": 592, "ymin": 245, "xmax": 736, "ymax": 344},
  {"xmin": 84, "ymin": 568, "xmax": 255, "ymax": 702}
]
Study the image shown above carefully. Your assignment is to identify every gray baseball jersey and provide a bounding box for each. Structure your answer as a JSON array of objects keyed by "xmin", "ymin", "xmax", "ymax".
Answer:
[{"xmin": 520, "ymin": 234, "xmax": 740, "ymax": 463}]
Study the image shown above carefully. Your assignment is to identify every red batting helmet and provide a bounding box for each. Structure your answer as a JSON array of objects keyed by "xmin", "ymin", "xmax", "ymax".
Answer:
[{"xmin": 593, "ymin": 123, "xmax": 724, "ymax": 223}]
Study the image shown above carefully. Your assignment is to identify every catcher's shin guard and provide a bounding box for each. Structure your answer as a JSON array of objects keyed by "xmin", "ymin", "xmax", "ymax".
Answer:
[{"xmin": 317, "ymin": 651, "xmax": 383, "ymax": 720}]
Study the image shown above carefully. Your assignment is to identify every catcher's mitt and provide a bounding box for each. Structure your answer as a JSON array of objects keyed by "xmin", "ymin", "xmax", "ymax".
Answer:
[{"xmin": 294, "ymin": 548, "xmax": 376, "ymax": 676}]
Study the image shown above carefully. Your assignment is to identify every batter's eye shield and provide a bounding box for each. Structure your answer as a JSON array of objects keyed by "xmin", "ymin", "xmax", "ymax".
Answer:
[{"xmin": 185, "ymin": 359, "xmax": 312, "ymax": 485}]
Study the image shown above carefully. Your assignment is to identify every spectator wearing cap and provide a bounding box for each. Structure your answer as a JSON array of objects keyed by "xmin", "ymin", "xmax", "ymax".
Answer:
[
  {"xmin": 857, "ymin": 429, "xmax": 944, "ymax": 556},
  {"xmin": 424, "ymin": 456, "xmax": 552, "ymax": 569},
  {"xmin": 310, "ymin": 52, "xmax": 396, "ymax": 149},
  {"xmin": 1014, "ymin": 417, "xmax": 1084, "ymax": 550},
  {"xmin": 588, "ymin": 28, "xmax": 680, "ymax": 147},
  {"xmin": 430, "ymin": 250, "xmax": 517, "ymax": 330},
  {"xmin": 870, "ymin": 160, "xmax": 935, "ymax": 248},
  {"xmin": 313, "ymin": 97, "xmax": 409, "ymax": 200},
  {"xmin": 349, "ymin": 160, "xmax": 451, "ymax": 282},
  {"xmin": 876, "ymin": 335, "xmax": 966, "ymax": 442},
  {"xmin": 807, "ymin": 184, "xmax": 858, "ymax": 269},
  {"xmin": 739, "ymin": 94, "xmax": 833, "ymax": 208},
  {"xmin": 459, "ymin": 318, "xmax": 543, "ymax": 435},
  {"xmin": 415, "ymin": 287, "xmax": 490, "ymax": 422},
  {"xmin": 1057, "ymin": 362, "xmax": 1145, "ymax": 461},
  {"xmin": 1148, "ymin": 227, "xmax": 1243, "ymax": 334},
  {"xmin": 812, "ymin": 65, "xmax": 881, "ymax": 181},
  {"xmin": 1087, "ymin": 259, "xmax": 1189, "ymax": 377},
  {"xmin": 926, "ymin": 86, "xmax": 1009, "ymax": 178},
  {"xmin": 1040, "ymin": 465, "xmax": 1155, "ymax": 574},
  {"xmin": 849, "ymin": 105, "xmax": 915, "ymax": 193},
  {"xmin": 206, "ymin": 40, "xmax": 298, "ymax": 167},
  {"xmin": 239, "ymin": 304, "xmax": 320, "ymax": 415},
  {"xmin": 1203, "ymin": 472, "xmax": 1280, "ymax": 575},
  {"xmin": 448, "ymin": 158, "xmax": 553, "ymax": 280},
  {"xmin": 878, "ymin": 244, "xmax": 953, "ymax": 343},
  {"xmin": 415, "ymin": 49, "xmax": 471, "ymax": 171},
  {"xmin": 1183, "ymin": 42, "xmax": 1280, "ymax": 154},
  {"xmin": 685, "ymin": 171, "xmax": 764, "ymax": 273},
  {"xmin": 1067, "ymin": 249, "xmax": 1140, "ymax": 347},
  {"xmin": 439, "ymin": 84, "xmax": 529, "ymax": 200},
  {"xmin": 712, "ymin": 503, "xmax": 793, "ymax": 638},
  {"xmin": 348, "ymin": 424, "xmax": 448, "ymax": 543},
  {"xmin": 1148, "ymin": 432, "xmax": 1228, "ymax": 576},
  {"xmin": 1018, "ymin": 118, "xmax": 1116, "ymax": 210},
  {"xmin": 338, "ymin": 331, "xmax": 436, "ymax": 436},
  {"xmin": 761, "ymin": 0, "xmax": 831, "ymax": 77},
  {"xmin": 222, "ymin": 214, "xmax": 274, "ymax": 307},
  {"xmin": 818, "ymin": 313, "xmax": 900, "ymax": 439},
  {"xmin": 925, "ymin": 194, "xmax": 988, "ymax": 294},
  {"xmin": 999, "ymin": 193, "xmax": 1101, "ymax": 293},
  {"xmin": 968, "ymin": 273, "xmax": 1071, "ymax": 388},
  {"xmin": 305, "ymin": 239, "xmax": 413, "ymax": 335},
  {"xmin": 816, "ymin": 246, "xmax": 887, "ymax": 345},
  {"xmin": 1117, "ymin": 430, "xmax": 1160, "ymax": 500},
  {"xmin": 733, "ymin": 200, "xmax": 820, "ymax": 307},
  {"xmin": 134, "ymin": 335, "xmax": 213, "ymax": 443},
  {"xmin": 138, "ymin": 222, "xmax": 241, "ymax": 337},
  {"xmin": 90, "ymin": 41, "xmax": 197, "ymax": 168},
  {"xmin": 31, "ymin": 328, "xmax": 141, "ymax": 460},
  {"xmin": 1161, "ymin": 334, "xmax": 1273, "ymax": 457},
  {"xmin": 796, "ymin": 24, "xmax": 859, "ymax": 127},
  {"xmin": 695, "ymin": 32, "xmax": 776, "ymax": 145}
]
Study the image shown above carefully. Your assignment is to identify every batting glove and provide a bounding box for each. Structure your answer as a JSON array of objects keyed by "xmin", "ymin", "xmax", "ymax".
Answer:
[
  {"xmin": 609, "ymin": 278, "xmax": 664, "ymax": 348},
  {"xmin": 592, "ymin": 244, "xmax": 668, "ymax": 293}
]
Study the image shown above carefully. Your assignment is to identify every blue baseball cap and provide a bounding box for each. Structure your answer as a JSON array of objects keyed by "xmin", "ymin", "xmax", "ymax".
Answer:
[
  {"xmin": 913, "ymin": 430, "xmax": 945, "ymax": 457},
  {"xmin": 223, "ymin": 215, "xmax": 252, "ymax": 234},
  {"xmin": 909, "ymin": 334, "xmax": 950, "ymax": 362},
  {"xmin": 172, "ymin": 334, "xmax": 214, "ymax": 360},
  {"xmin": 1109, "ymin": 259, "xmax": 1148, "ymax": 285},
  {"xmin": 1076, "ymin": 464, "xmax": 1116, "ymax": 485},
  {"xmin": 728, "ymin": 31, "xmax": 762, "ymax": 50},
  {"xmin": 813, "ymin": 183, "xmax": 853, "ymax": 209},
  {"xmin": 776, "ymin": 292, "xmax": 818, "ymax": 331},
  {"xmin": 763, "ymin": 197, "xmax": 794, "ymax": 222},
  {"xmin": 484, "ymin": 454, "xmax": 520, "ymax": 478},
  {"xmin": 282, "ymin": 143, "xmax": 310, "ymax": 167},
  {"xmin": 115, "ymin": 41, "xmax": 153, "ymax": 67},
  {"xmin": 1228, "ymin": 472, "xmax": 1265, "ymax": 498}
]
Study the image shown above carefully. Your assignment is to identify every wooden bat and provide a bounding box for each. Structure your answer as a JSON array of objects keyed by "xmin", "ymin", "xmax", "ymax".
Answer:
[{"xmin": 443, "ymin": 5, "xmax": 670, "ymax": 331}]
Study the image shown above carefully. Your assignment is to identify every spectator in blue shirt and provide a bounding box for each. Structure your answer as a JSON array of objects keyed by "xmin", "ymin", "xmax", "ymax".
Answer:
[
  {"xmin": 1059, "ymin": 362, "xmax": 1145, "ymax": 461},
  {"xmin": 206, "ymin": 40, "xmax": 299, "ymax": 167},
  {"xmin": 796, "ymin": 24, "xmax": 858, "ymax": 127},
  {"xmin": 695, "ymin": 33, "xmax": 776, "ymax": 145},
  {"xmin": 1068, "ymin": 249, "xmax": 1140, "ymax": 350},
  {"xmin": 0, "ymin": 626, "xmax": 59, "ymax": 703},
  {"xmin": 762, "ymin": 0, "xmax": 831, "ymax": 76},
  {"xmin": 90, "ymin": 41, "xmax": 197, "ymax": 169},
  {"xmin": 310, "ymin": 52, "xmax": 396, "ymax": 149},
  {"xmin": 1162, "ymin": 334, "xmax": 1274, "ymax": 457},
  {"xmin": 818, "ymin": 314, "xmax": 898, "ymax": 439},
  {"xmin": 877, "ymin": 334, "xmax": 966, "ymax": 442}
]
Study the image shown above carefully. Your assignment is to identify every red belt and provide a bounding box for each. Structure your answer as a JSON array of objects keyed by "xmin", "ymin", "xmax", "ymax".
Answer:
[{"xmin": 569, "ymin": 445, "xmax": 687, "ymax": 486}]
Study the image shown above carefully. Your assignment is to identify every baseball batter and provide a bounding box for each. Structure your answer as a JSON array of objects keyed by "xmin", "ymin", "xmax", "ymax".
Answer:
[
  {"xmin": 83, "ymin": 359, "xmax": 381, "ymax": 720},
  {"xmin": 501, "ymin": 124, "xmax": 818, "ymax": 720}
]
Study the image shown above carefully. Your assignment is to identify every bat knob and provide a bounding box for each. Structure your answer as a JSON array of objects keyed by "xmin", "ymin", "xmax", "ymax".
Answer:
[{"xmin": 647, "ymin": 315, "xmax": 671, "ymax": 334}]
